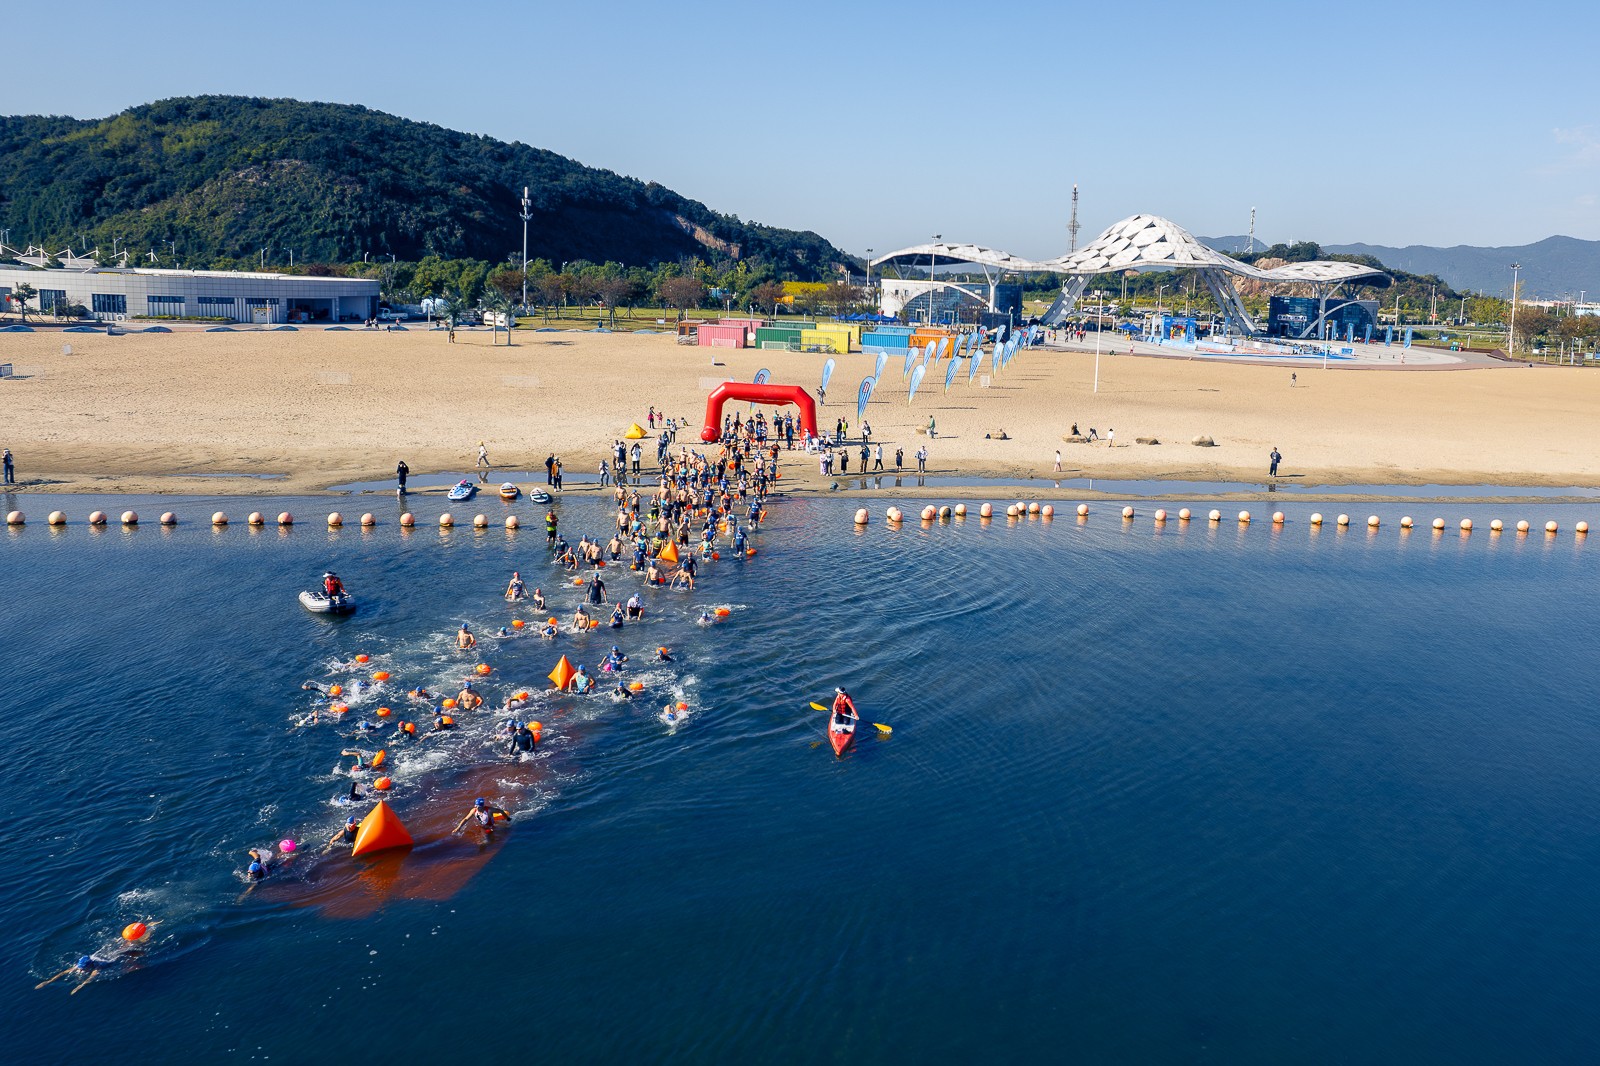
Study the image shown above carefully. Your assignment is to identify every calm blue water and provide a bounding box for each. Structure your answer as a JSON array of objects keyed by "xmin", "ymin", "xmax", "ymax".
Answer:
[{"xmin": 5, "ymin": 490, "xmax": 1600, "ymax": 1062}]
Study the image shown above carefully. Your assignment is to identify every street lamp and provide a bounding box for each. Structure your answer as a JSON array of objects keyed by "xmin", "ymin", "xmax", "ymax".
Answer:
[
  {"xmin": 519, "ymin": 186, "xmax": 532, "ymax": 309},
  {"xmin": 1508, "ymin": 262, "xmax": 1520, "ymax": 355},
  {"xmin": 865, "ymin": 248, "xmax": 873, "ymax": 293},
  {"xmin": 928, "ymin": 234, "xmax": 941, "ymax": 325},
  {"xmin": 1092, "ymin": 290, "xmax": 1105, "ymax": 393}
]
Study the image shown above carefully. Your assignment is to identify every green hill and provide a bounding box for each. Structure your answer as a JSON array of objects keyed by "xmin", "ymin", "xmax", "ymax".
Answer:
[{"xmin": 0, "ymin": 96, "xmax": 850, "ymax": 278}]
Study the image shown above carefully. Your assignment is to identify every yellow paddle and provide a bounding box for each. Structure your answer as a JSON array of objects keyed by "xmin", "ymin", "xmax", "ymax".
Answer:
[{"xmin": 809, "ymin": 701, "xmax": 891, "ymax": 734}]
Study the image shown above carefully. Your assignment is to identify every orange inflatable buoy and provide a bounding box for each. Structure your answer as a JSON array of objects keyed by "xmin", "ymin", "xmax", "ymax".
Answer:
[
  {"xmin": 441, "ymin": 715, "xmax": 454, "ymax": 726},
  {"xmin": 355, "ymin": 654, "xmax": 370, "ymax": 664},
  {"xmin": 676, "ymin": 701, "xmax": 688, "ymax": 711},
  {"xmin": 548, "ymin": 655, "xmax": 576, "ymax": 689},
  {"xmin": 376, "ymin": 706, "xmax": 392, "ymax": 718},
  {"xmin": 373, "ymin": 671, "xmax": 390, "ymax": 681},
  {"xmin": 331, "ymin": 703, "xmax": 349, "ymax": 714},
  {"xmin": 712, "ymin": 552, "xmax": 720, "ymax": 560},
  {"xmin": 715, "ymin": 607, "xmax": 731, "ymax": 617},
  {"xmin": 442, "ymin": 698, "xmax": 457, "ymax": 709},
  {"xmin": 512, "ymin": 619, "xmax": 525, "ymax": 629},
  {"xmin": 122, "ymin": 922, "xmax": 148, "ymax": 942},
  {"xmin": 746, "ymin": 549, "xmax": 756, "ymax": 557},
  {"xmin": 492, "ymin": 811, "xmax": 507, "ymax": 821},
  {"xmin": 329, "ymin": 685, "xmax": 343, "ymax": 697},
  {"xmin": 573, "ymin": 577, "xmax": 585, "ymax": 586},
  {"xmin": 351, "ymin": 800, "xmax": 413, "ymax": 856},
  {"xmin": 529, "ymin": 720, "xmax": 542, "ymax": 732},
  {"xmin": 629, "ymin": 681, "xmax": 645, "ymax": 692},
  {"xmin": 373, "ymin": 776, "xmax": 392, "ymax": 791},
  {"xmin": 476, "ymin": 664, "xmax": 492, "ymax": 676},
  {"xmin": 658, "ymin": 541, "xmax": 679, "ymax": 564},
  {"xmin": 589, "ymin": 619, "xmax": 600, "ymax": 629},
  {"xmin": 515, "ymin": 690, "xmax": 530, "ymax": 701},
  {"xmin": 371, "ymin": 749, "xmax": 387, "ymax": 769}
]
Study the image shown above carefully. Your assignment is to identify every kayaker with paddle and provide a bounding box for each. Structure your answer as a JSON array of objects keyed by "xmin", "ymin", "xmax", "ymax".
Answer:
[{"xmin": 830, "ymin": 688, "xmax": 859, "ymax": 735}]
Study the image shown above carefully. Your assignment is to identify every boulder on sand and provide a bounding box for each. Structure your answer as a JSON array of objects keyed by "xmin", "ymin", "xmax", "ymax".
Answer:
[{"xmin": 1192, "ymin": 435, "xmax": 1216, "ymax": 447}]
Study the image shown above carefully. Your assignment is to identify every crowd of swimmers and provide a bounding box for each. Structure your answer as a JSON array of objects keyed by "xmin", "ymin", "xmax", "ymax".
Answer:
[{"xmin": 37, "ymin": 409, "xmax": 786, "ymax": 993}]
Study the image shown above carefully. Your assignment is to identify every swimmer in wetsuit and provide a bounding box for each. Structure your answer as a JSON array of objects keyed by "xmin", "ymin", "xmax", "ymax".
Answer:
[
  {"xmin": 328, "ymin": 816, "xmax": 360, "ymax": 850},
  {"xmin": 656, "ymin": 647, "xmax": 674, "ymax": 663},
  {"xmin": 508, "ymin": 721, "xmax": 537, "ymax": 758},
  {"xmin": 453, "ymin": 797, "xmax": 510, "ymax": 837}
]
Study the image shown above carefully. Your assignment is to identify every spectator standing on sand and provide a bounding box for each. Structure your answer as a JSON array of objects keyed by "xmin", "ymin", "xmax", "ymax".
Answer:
[
  {"xmin": 916, "ymin": 445, "xmax": 927, "ymax": 473},
  {"xmin": 396, "ymin": 459, "xmax": 409, "ymax": 493},
  {"xmin": 2, "ymin": 448, "xmax": 13, "ymax": 485},
  {"xmin": 1269, "ymin": 447, "xmax": 1282, "ymax": 477}
]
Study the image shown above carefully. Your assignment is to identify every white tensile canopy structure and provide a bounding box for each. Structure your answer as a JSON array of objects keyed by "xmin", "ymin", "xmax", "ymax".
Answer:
[
  {"xmin": 870, "ymin": 216, "xmax": 1390, "ymax": 338},
  {"xmin": 869, "ymin": 242, "xmax": 1056, "ymax": 319},
  {"xmin": 1038, "ymin": 215, "xmax": 1390, "ymax": 337}
]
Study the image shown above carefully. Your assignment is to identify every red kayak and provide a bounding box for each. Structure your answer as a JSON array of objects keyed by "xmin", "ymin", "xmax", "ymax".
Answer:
[{"xmin": 829, "ymin": 714, "xmax": 857, "ymax": 758}]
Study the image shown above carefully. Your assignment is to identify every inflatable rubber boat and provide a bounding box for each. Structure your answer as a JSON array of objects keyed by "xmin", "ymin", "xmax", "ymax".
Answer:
[
  {"xmin": 499, "ymin": 482, "xmax": 520, "ymax": 500},
  {"xmin": 529, "ymin": 488, "xmax": 552, "ymax": 504},
  {"xmin": 300, "ymin": 590, "xmax": 357, "ymax": 614},
  {"xmin": 447, "ymin": 479, "xmax": 476, "ymax": 501}
]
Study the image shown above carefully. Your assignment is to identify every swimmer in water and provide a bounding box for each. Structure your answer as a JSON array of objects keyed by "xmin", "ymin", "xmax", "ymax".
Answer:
[
  {"xmin": 531, "ymin": 587, "xmax": 546, "ymax": 611},
  {"xmin": 656, "ymin": 647, "xmax": 674, "ymax": 663},
  {"xmin": 613, "ymin": 682, "xmax": 632, "ymax": 700},
  {"xmin": 339, "ymin": 749, "xmax": 372, "ymax": 772},
  {"xmin": 609, "ymin": 604, "xmax": 625, "ymax": 629},
  {"xmin": 453, "ymin": 797, "xmax": 510, "ymax": 838},
  {"xmin": 327, "ymin": 815, "xmax": 360, "ymax": 850},
  {"xmin": 508, "ymin": 721, "xmax": 537, "ymax": 758},
  {"xmin": 662, "ymin": 702, "xmax": 679, "ymax": 724},
  {"xmin": 572, "ymin": 605, "xmax": 591, "ymax": 632},
  {"xmin": 408, "ymin": 686, "xmax": 433, "ymax": 701},
  {"xmin": 457, "ymin": 623, "xmax": 477, "ymax": 650},
  {"xmin": 505, "ymin": 571, "xmax": 526, "ymax": 600},
  {"xmin": 430, "ymin": 710, "xmax": 456, "ymax": 733},
  {"xmin": 540, "ymin": 619, "xmax": 558, "ymax": 639},
  {"xmin": 602, "ymin": 645, "xmax": 628, "ymax": 672},
  {"xmin": 497, "ymin": 626, "xmax": 510, "ymax": 638},
  {"xmin": 697, "ymin": 609, "xmax": 714, "ymax": 625},
  {"xmin": 456, "ymin": 681, "xmax": 483, "ymax": 712},
  {"xmin": 625, "ymin": 594, "xmax": 644, "ymax": 621},
  {"xmin": 567, "ymin": 665, "xmax": 595, "ymax": 694},
  {"xmin": 36, "ymin": 931, "xmax": 156, "ymax": 995}
]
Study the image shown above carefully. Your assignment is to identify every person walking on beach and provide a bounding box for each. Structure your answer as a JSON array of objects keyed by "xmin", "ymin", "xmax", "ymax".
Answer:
[
  {"xmin": 1291, "ymin": 372, "xmax": 1297, "ymax": 388},
  {"xmin": 477, "ymin": 442, "xmax": 490, "ymax": 469},
  {"xmin": 598, "ymin": 459, "xmax": 611, "ymax": 487},
  {"xmin": 1107, "ymin": 428, "xmax": 1115, "ymax": 448},
  {"xmin": 395, "ymin": 459, "xmax": 408, "ymax": 493},
  {"xmin": 1054, "ymin": 449, "xmax": 1062, "ymax": 472},
  {"xmin": 873, "ymin": 443, "xmax": 883, "ymax": 471},
  {"xmin": 1269, "ymin": 447, "xmax": 1282, "ymax": 477},
  {"xmin": 2, "ymin": 448, "xmax": 13, "ymax": 485}
]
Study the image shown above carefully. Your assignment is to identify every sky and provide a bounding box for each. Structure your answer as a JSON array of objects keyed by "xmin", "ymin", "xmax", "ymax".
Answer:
[{"xmin": 5, "ymin": 0, "xmax": 1597, "ymax": 260}]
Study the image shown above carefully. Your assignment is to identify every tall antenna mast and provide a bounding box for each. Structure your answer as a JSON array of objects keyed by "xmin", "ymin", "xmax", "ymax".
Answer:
[
  {"xmin": 1068, "ymin": 184, "xmax": 1081, "ymax": 253},
  {"xmin": 1248, "ymin": 207, "xmax": 1256, "ymax": 254}
]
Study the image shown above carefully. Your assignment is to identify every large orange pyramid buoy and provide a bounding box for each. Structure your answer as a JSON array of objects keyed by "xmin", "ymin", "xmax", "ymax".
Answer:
[
  {"xmin": 547, "ymin": 655, "xmax": 576, "ymax": 690},
  {"xmin": 658, "ymin": 541, "xmax": 679, "ymax": 564},
  {"xmin": 624, "ymin": 423, "xmax": 647, "ymax": 439},
  {"xmin": 351, "ymin": 800, "xmax": 414, "ymax": 856}
]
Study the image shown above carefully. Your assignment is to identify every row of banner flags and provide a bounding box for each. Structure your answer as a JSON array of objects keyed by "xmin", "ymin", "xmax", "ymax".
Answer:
[{"xmin": 834, "ymin": 327, "xmax": 1036, "ymax": 420}]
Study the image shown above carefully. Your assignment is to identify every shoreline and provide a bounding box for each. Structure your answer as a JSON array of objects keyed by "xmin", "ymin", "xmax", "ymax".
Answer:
[{"xmin": 6, "ymin": 328, "xmax": 1600, "ymax": 502}]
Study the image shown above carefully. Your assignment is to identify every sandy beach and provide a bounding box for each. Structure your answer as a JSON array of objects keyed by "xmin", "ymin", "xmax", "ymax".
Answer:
[{"xmin": 1, "ymin": 327, "xmax": 1596, "ymax": 499}]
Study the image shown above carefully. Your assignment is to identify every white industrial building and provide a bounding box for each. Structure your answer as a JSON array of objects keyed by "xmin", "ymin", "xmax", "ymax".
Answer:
[{"xmin": 0, "ymin": 255, "xmax": 378, "ymax": 325}]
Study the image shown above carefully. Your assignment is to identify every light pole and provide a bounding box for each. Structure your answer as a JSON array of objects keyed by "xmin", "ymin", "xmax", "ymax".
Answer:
[
  {"xmin": 1508, "ymin": 262, "xmax": 1520, "ymax": 355},
  {"xmin": 928, "ymin": 234, "xmax": 941, "ymax": 325},
  {"xmin": 519, "ymin": 186, "xmax": 532, "ymax": 310},
  {"xmin": 865, "ymin": 248, "xmax": 873, "ymax": 294},
  {"xmin": 1092, "ymin": 290, "xmax": 1104, "ymax": 393}
]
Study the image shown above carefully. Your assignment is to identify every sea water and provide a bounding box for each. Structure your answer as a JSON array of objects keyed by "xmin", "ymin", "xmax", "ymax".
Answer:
[{"xmin": 3, "ymin": 491, "xmax": 1600, "ymax": 1062}]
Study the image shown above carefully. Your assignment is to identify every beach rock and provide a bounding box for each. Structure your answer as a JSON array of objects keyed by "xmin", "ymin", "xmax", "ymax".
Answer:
[
  {"xmin": 1136, "ymin": 437, "xmax": 1161, "ymax": 445},
  {"xmin": 989, "ymin": 429, "xmax": 1008, "ymax": 440},
  {"xmin": 1192, "ymin": 435, "xmax": 1216, "ymax": 447}
]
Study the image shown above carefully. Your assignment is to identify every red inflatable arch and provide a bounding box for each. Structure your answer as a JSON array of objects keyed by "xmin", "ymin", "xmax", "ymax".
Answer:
[{"xmin": 700, "ymin": 382, "xmax": 818, "ymax": 442}]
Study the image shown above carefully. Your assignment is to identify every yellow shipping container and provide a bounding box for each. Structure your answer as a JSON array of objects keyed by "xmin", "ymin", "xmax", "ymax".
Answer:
[
  {"xmin": 816, "ymin": 322, "xmax": 861, "ymax": 343},
  {"xmin": 799, "ymin": 329, "xmax": 849, "ymax": 354}
]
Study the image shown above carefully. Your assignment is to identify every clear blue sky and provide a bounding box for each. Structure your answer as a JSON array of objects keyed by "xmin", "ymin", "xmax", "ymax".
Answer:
[{"xmin": 8, "ymin": 0, "xmax": 1596, "ymax": 258}]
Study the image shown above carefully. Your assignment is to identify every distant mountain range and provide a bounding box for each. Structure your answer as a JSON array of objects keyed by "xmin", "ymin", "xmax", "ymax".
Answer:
[
  {"xmin": 1201, "ymin": 235, "xmax": 1600, "ymax": 299},
  {"xmin": 0, "ymin": 96, "xmax": 852, "ymax": 278}
]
